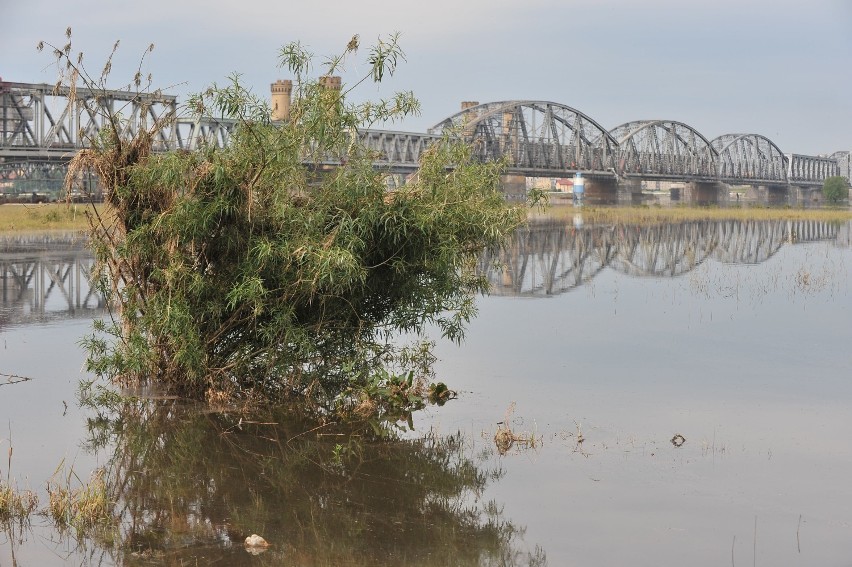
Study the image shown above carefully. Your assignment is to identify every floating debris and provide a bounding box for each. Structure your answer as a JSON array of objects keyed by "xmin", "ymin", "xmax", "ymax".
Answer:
[
  {"xmin": 670, "ymin": 434, "xmax": 686, "ymax": 448},
  {"xmin": 1, "ymin": 373, "xmax": 33, "ymax": 387},
  {"xmin": 244, "ymin": 533, "xmax": 270, "ymax": 555},
  {"xmin": 494, "ymin": 424, "xmax": 515, "ymax": 455},
  {"xmin": 245, "ymin": 534, "xmax": 270, "ymax": 548}
]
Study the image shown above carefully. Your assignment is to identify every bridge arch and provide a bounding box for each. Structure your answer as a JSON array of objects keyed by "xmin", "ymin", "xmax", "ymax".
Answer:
[
  {"xmin": 711, "ymin": 134, "xmax": 788, "ymax": 184},
  {"xmin": 609, "ymin": 120, "xmax": 716, "ymax": 178},
  {"xmin": 429, "ymin": 101, "xmax": 618, "ymax": 174}
]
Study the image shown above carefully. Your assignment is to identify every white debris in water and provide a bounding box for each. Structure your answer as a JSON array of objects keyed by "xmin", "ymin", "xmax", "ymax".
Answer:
[{"xmin": 244, "ymin": 534, "xmax": 270, "ymax": 548}]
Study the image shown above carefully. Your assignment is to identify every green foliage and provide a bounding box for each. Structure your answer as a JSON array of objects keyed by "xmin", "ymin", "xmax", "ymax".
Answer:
[
  {"xmin": 822, "ymin": 175, "xmax": 848, "ymax": 204},
  {"xmin": 51, "ymin": 34, "xmax": 524, "ymax": 411}
]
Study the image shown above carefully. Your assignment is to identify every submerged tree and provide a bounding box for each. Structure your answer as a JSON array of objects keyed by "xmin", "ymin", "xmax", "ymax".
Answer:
[{"xmin": 47, "ymin": 33, "xmax": 525, "ymax": 410}]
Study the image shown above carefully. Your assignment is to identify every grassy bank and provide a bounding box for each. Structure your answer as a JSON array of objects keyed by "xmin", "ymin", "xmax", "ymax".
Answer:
[
  {"xmin": 537, "ymin": 204, "xmax": 852, "ymax": 225},
  {"xmin": 0, "ymin": 203, "xmax": 94, "ymax": 233},
  {"xmin": 2, "ymin": 202, "xmax": 851, "ymax": 234}
]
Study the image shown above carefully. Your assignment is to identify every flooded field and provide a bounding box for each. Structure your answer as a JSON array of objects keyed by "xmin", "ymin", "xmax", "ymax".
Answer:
[{"xmin": 2, "ymin": 216, "xmax": 851, "ymax": 565}]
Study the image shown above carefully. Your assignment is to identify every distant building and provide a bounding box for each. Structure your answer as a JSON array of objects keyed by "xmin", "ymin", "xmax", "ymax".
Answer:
[{"xmin": 555, "ymin": 178, "xmax": 574, "ymax": 192}]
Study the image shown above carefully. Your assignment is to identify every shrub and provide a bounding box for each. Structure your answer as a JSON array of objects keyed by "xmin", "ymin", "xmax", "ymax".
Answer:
[{"xmin": 46, "ymin": 33, "xmax": 525, "ymax": 411}]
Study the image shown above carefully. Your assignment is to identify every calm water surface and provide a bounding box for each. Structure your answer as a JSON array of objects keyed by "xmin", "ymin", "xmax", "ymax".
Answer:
[{"xmin": 1, "ymin": 218, "xmax": 850, "ymax": 566}]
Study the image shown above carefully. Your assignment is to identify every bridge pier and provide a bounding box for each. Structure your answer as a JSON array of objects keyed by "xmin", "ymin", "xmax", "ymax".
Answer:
[
  {"xmin": 788, "ymin": 186, "xmax": 824, "ymax": 207},
  {"xmin": 583, "ymin": 177, "xmax": 619, "ymax": 205},
  {"xmin": 616, "ymin": 178, "xmax": 643, "ymax": 205},
  {"xmin": 500, "ymin": 174, "xmax": 528, "ymax": 201},
  {"xmin": 683, "ymin": 181, "xmax": 729, "ymax": 206},
  {"xmin": 743, "ymin": 185, "xmax": 789, "ymax": 206}
]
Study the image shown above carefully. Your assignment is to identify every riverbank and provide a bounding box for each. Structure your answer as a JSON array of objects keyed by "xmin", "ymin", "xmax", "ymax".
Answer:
[
  {"xmin": 0, "ymin": 203, "xmax": 95, "ymax": 233},
  {"xmin": 2, "ymin": 201, "xmax": 851, "ymax": 234},
  {"xmin": 538, "ymin": 202, "xmax": 852, "ymax": 224}
]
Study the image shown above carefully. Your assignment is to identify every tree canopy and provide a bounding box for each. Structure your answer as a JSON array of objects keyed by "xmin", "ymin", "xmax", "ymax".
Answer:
[
  {"xmin": 823, "ymin": 175, "xmax": 849, "ymax": 204},
  {"xmin": 50, "ymin": 33, "xmax": 527, "ymax": 414}
]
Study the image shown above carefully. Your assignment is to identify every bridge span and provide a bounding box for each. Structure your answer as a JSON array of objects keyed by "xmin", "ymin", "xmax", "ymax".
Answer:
[{"xmin": 1, "ymin": 80, "xmax": 848, "ymax": 204}]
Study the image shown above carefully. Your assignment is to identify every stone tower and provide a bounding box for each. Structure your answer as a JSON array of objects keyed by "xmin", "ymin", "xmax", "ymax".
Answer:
[
  {"xmin": 319, "ymin": 75, "xmax": 342, "ymax": 91},
  {"xmin": 270, "ymin": 79, "xmax": 292, "ymax": 121}
]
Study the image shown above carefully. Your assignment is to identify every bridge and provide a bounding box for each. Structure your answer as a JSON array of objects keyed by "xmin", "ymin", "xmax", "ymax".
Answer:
[{"xmin": 1, "ymin": 80, "xmax": 848, "ymax": 204}]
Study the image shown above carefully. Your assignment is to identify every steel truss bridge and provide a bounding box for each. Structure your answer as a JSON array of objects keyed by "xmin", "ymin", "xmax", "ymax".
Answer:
[
  {"xmin": 431, "ymin": 103, "xmax": 842, "ymax": 186},
  {"xmin": 1, "ymin": 233, "xmax": 104, "ymax": 329},
  {"xmin": 482, "ymin": 218, "xmax": 849, "ymax": 297},
  {"xmin": 1, "ymin": 82, "xmax": 847, "ymax": 190}
]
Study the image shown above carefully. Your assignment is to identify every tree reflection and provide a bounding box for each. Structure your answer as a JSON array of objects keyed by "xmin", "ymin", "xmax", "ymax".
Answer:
[{"xmin": 83, "ymin": 398, "xmax": 546, "ymax": 566}]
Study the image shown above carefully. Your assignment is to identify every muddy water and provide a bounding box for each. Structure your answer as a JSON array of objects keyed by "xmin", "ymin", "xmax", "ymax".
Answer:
[{"xmin": 1, "ymin": 218, "xmax": 851, "ymax": 566}]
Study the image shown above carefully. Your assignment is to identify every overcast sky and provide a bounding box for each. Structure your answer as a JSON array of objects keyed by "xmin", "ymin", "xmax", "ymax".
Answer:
[{"xmin": 3, "ymin": 0, "xmax": 850, "ymax": 155}]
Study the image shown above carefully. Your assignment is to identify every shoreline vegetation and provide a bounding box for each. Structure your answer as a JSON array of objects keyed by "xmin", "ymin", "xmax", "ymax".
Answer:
[
  {"xmin": 0, "ymin": 202, "xmax": 99, "ymax": 233},
  {"xmin": 2, "ymin": 202, "xmax": 850, "ymax": 234}
]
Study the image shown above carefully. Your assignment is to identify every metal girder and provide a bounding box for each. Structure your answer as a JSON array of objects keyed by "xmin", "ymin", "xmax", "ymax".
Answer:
[
  {"xmin": 0, "ymin": 80, "xmax": 244, "ymax": 162},
  {"xmin": 0, "ymin": 81, "xmax": 177, "ymax": 153},
  {"xmin": 711, "ymin": 134, "xmax": 789, "ymax": 184},
  {"xmin": 609, "ymin": 120, "xmax": 717, "ymax": 179},
  {"xmin": 0, "ymin": 159, "xmax": 67, "ymax": 182},
  {"xmin": 429, "ymin": 101, "xmax": 618, "ymax": 175},
  {"xmin": 166, "ymin": 117, "xmax": 238, "ymax": 151},
  {"xmin": 359, "ymin": 129, "xmax": 440, "ymax": 172},
  {"xmin": 786, "ymin": 153, "xmax": 840, "ymax": 184}
]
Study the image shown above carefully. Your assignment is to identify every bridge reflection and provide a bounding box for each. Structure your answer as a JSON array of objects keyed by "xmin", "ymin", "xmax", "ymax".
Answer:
[
  {"xmin": 0, "ymin": 233, "xmax": 105, "ymax": 329},
  {"xmin": 482, "ymin": 218, "xmax": 848, "ymax": 297},
  {"xmin": 2, "ymin": 222, "xmax": 847, "ymax": 321}
]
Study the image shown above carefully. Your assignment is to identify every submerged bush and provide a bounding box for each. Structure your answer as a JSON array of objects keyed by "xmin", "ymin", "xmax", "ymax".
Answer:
[{"xmin": 48, "ymin": 33, "xmax": 525, "ymax": 410}]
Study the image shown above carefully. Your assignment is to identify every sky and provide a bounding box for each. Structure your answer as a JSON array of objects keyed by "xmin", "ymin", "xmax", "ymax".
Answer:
[{"xmin": 2, "ymin": 0, "xmax": 851, "ymax": 155}]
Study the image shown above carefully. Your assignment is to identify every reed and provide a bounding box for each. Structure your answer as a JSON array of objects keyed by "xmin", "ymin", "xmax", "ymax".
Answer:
[
  {"xmin": 0, "ymin": 481, "xmax": 38, "ymax": 522},
  {"xmin": 46, "ymin": 461, "xmax": 114, "ymax": 537},
  {"xmin": 1, "ymin": 440, "xmax": 38, "ymax": 523}
]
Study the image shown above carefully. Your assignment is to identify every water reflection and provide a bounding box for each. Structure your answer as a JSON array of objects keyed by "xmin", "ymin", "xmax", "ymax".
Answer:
[
  {"xmin": 0, "ymin": 233, "xmax": 105, "ymax": 329},
  {"xmin": 483, "ymin": 218, "xmax": 851, "ymax": 296},
  {"xmin": 3, "ymin": 220, "xmax": 849, "ymax": 565},
  {"xmin": 78, "ymin": 400, "xmax": 545, "ymax": 566}
]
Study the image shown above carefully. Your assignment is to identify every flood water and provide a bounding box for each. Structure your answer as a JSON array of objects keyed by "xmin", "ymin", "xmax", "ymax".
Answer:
[{"xmin": 1, "ymin": 216, "xmax": 851, "ymax": 566}]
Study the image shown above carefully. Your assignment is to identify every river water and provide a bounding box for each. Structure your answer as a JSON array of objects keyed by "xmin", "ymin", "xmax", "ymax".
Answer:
[{"xmin": 1, "ymin": 216, "xmax": 851, "ymax": 566}]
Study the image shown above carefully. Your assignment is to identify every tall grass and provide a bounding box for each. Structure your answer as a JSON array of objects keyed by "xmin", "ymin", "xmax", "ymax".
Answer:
[
  {"xmin": 0, "ymin": 481, "xmax": 38, "ymax": 522},
  {"xmin": 46, "ymin": 462, "xmax": 114, "ymax": 538},
  {"xmin": 1, "ymin": 441, "xmax": 39, "ymax": 522},
  {"xmin": 2, "ymin": 202, "xmax": 849, "ymax": 234},
  {"xmin": 0, "ymin": 203, "xmax": 98, "ymax": 233},
  {"xmin": 539, "ymin": 204, "xmax": 852, "ymax": 225}
]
